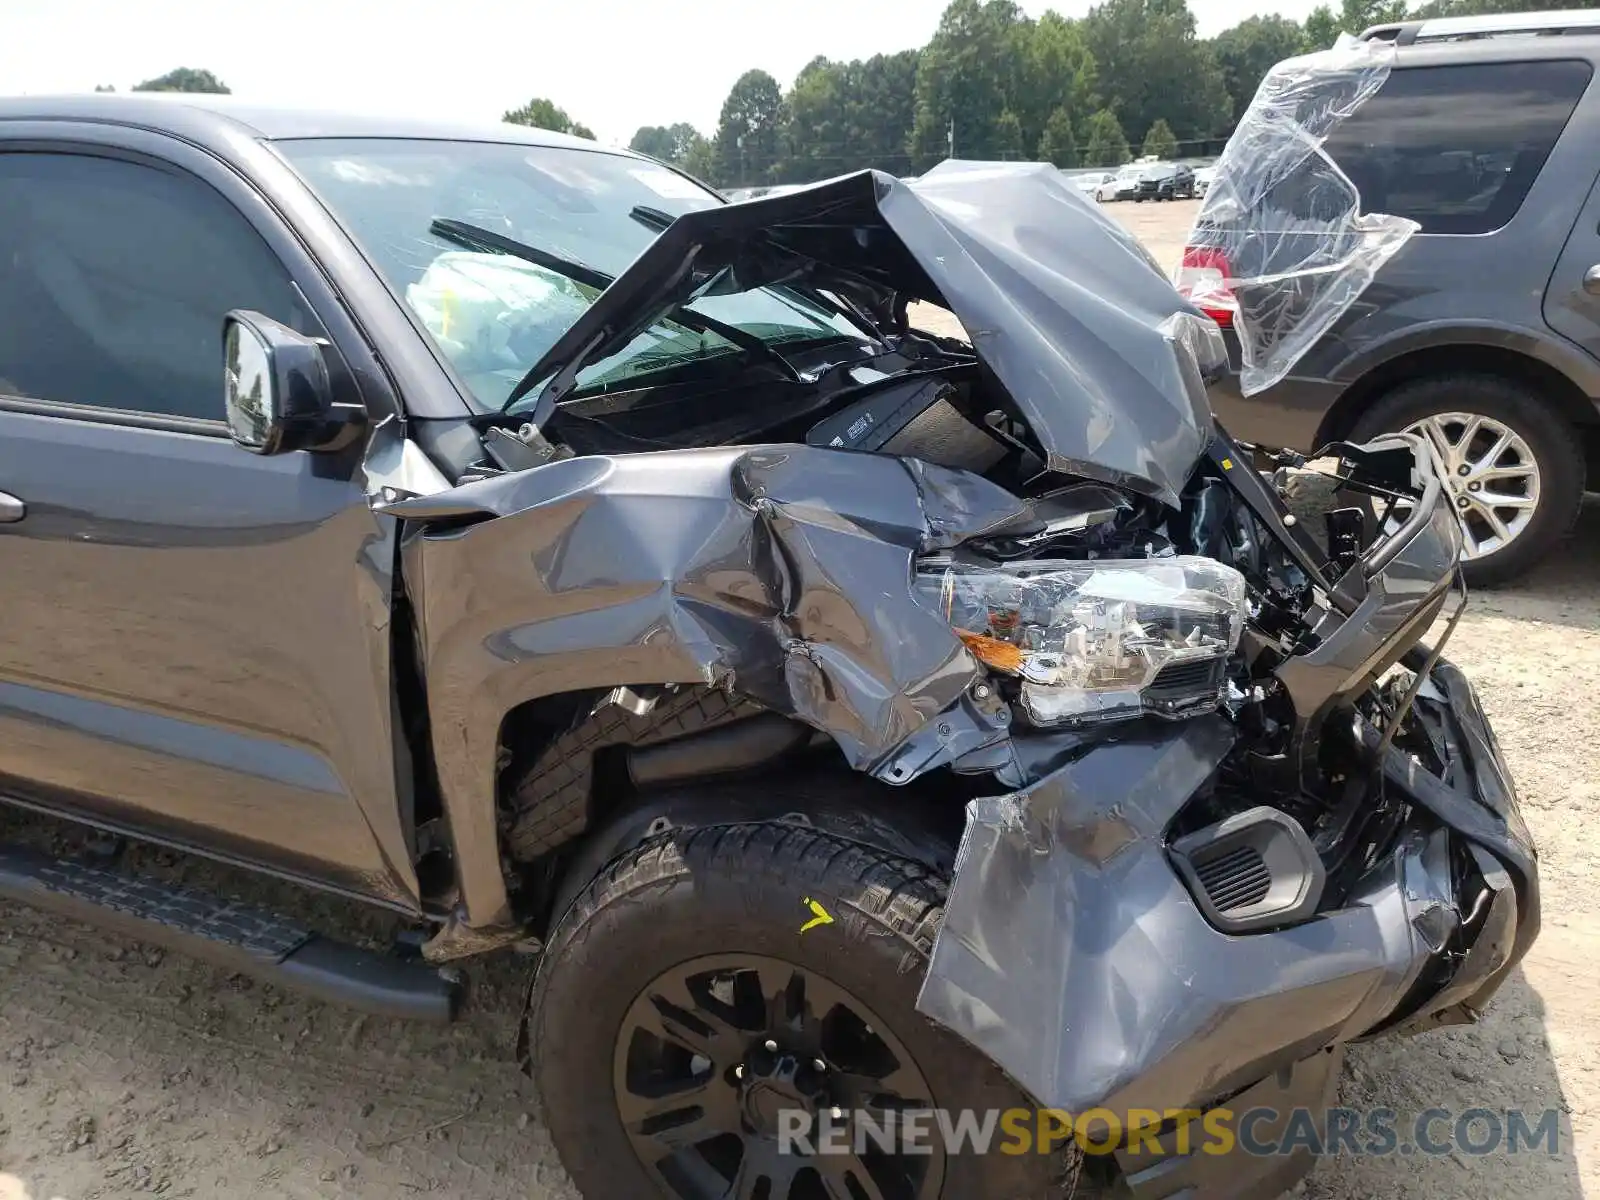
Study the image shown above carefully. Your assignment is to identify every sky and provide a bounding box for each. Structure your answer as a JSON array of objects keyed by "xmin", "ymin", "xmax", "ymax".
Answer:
[{"xmin": 2, "ymin": 0, "xmax": 1325, "ymax": 146}]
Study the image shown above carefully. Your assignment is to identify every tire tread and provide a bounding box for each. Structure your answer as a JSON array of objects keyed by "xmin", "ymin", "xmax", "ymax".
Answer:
[{"xmin": 527, "ymin": 820, "xmax": 1083, "ymax": 1199}]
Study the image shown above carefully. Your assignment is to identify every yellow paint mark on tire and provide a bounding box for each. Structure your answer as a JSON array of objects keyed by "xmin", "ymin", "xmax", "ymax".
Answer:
[{"xmin": 799, "ymin": 897, "xmax": 835, "ymax": 934}]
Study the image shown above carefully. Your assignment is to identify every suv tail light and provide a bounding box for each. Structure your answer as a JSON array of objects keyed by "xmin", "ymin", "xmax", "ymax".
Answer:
[{"xmin": 1177, "ymin": 246, "xmax": 1235, "ymax": 328}]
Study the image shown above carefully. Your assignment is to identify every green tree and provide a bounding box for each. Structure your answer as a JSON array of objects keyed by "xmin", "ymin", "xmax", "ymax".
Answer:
[
  {"xmin": 1017, "ymin": 11, "xmax": 1099, "ymax": 160},
  {"xmin": 909, "ymin": 0, "xmax": 1032, "ymax": 168},
  {"xmin": 1141, "ymin": 118, "xmax": 1179, "ymax": 160},
  {"xmin": 1212, "ymin": 15, "xmax": 1308, "ymax": 121},
  {"xmin": 629, "ymin": 126, "xmax": 677, "ymax": 161},
  {"xmin": 1338, "ymin": 0, "xmax": 1410, "ymax": 31},
  {"xmin": 132, "ymin": 67, "xmax": 229, "ymax": 93},
  {"xmin": 715, "ymin": 69, "xmax": 786, "ymax": 185},
  {"xmin": 779, "ymin": 50, "xmax": 919, "ymax": 180},
  {"xmin": 665, "ymin": 121, "xmax": 703, "ymax": 157},
  {"xmin": 629, "ymin": 122, "xmax": 704, "ymax": 164},
  {"xmin": 93, "ymin": 84, "xmax": 115, "ymax": 93},
  {"xmin": 1302, "ymin": 5, "xmax": 1342, "ymax": 47},
  {"xmin": 682, "ymin": 135, "xmax": 719, "ymax": 184},
  {"xmin": 1037, "ymin": 107, "xmax": 1079, "ymax": 167},
  {"xmin": 503, "ymin": 97, "xmax": 594, "ymax": 139},
  {"xmin": 783, "ymin": 57, "xmax": 853, "ymax": 179},
  {"xmin": 1301, "ymin": 0, "xmax": 1407, "ymax": 40},
  {"xmin": 994, "ymin": 109, "xmax": 1024, "ymax": 159},
  {"xmin": 852, "ymin": 50, "xmax": 920, "ymax": 176},
  {"xmin": 1082, "ymin": 108, "xmax": 1131, "ymax": 167},
  {"xmin": 1083, "ymin": 0, "xmax": 1230, "ymax": 149}
]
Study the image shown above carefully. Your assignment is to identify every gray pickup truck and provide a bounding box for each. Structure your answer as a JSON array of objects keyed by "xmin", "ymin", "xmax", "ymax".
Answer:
[{"xmin": 0, "ymin": 88, "xmax": 1536, "ymax": 1200}]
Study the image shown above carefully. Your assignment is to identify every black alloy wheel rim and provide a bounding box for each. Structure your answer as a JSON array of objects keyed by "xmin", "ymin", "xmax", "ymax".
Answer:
[{"xmin": 613, "ymin": 952, "xmax": 946, "ymax": 1200}]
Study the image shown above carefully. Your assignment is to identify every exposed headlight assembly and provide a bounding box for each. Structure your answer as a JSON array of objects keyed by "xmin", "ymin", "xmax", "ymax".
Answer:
[{"xmin": 915, "ymin": 556, "xmax": 1248, "ymax": 727}]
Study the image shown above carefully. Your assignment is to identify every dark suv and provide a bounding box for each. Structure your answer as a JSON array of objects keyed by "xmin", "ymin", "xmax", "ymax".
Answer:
[
  {"xmin": 1197, "ymin": 11, "xmax": 1600, "ymax": 584},
  {"xmin": 1133, "ymin": 161, "xmax": 1196, "ymax": 201}
]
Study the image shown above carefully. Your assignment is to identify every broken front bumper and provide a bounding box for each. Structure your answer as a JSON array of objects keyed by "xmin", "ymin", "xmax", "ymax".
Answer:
[
  {"xmin": 915, "ymin": 444, "xmax": 1536, "ymax": 1200},
  {"xmin": 917, "ymin": 673, "xmax": 1534, "ymax": 1199}
]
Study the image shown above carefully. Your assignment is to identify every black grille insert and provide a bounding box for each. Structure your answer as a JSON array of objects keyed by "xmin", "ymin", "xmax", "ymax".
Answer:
[
  {"xmin": 1169, "ymin": 806, "xmax": 1325, "ymax": 933},
  {"xmin": 1149, "ymin": 656, "xmax": 1226, "ymax": 695},
  {"xmin": 1193, "ymin": 844, "xmax": 1272, "ymax": 911}
]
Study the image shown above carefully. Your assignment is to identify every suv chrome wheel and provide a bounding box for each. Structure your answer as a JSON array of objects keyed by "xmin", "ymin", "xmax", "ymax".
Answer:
[{"xmin": 1404, "ymin": 411, "xmax": 1541, "ymax": 560}]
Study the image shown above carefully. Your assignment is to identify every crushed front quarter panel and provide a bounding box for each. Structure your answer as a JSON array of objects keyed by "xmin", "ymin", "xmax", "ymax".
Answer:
[{"xmin": 386, "ymin": 446, "xmax": 1037, "ymax": 928}]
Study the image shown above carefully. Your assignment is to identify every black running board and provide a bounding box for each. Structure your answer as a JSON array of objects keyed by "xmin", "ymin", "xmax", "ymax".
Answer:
[{"xmin": 0, "ymin": 844, "xmax": 461, "ymax": 1022}]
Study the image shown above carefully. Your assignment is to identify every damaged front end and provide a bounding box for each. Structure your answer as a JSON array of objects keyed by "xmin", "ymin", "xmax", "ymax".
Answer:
[
  {"xmin": 367, "ymin": 38, "xmax": 1532, "ymax": 1200},
  {"xmin": 916, "ymin": 429, "xmax": 1536, "ymax": 1197}
]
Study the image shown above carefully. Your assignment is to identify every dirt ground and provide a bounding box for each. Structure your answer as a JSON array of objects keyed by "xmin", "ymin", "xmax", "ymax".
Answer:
[{"xmin": 3, "ymin": 198, "xmax": 1599, "ymax": 1200}]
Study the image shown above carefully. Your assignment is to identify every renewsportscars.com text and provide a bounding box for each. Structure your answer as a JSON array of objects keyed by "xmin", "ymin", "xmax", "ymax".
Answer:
[{"xmin": 776, "ymin": 1106, "xmax": 1563, "ymax": 1159}]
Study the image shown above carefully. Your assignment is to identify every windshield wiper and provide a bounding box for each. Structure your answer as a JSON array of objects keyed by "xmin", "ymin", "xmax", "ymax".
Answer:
[
  {"xmin": 426, "ymin": 218, "xmax": 805, "ymax": 410},
  {"xmin": 430, "ymin": 217, "xmax": 615, "ymax": 292},
  {"xmin": 629, "ymin": 204, "xmax": 677, "ymax": 232}
]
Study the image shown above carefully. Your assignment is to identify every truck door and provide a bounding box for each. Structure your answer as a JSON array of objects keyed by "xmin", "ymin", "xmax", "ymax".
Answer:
[{"xmin": 0, "ymin": 134, "xmax": 419, "ymax": 907}]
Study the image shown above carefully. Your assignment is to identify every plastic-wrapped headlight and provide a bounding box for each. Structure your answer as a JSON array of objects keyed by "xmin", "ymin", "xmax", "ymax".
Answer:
[{"xmin": 914, "ymin": 555, "xmax": 1248, "ymax": 727}]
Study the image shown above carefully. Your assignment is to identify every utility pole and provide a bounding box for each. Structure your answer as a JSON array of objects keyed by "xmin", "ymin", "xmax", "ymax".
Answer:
[{"xmin": 947, "ymin": 116, "xmax": 955, "ymax": 160}]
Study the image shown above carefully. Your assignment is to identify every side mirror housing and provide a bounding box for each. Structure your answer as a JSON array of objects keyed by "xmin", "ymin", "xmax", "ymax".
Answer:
[{"xmin": 224, "ymin": 311, "xmax": 363, "ymax": 455}]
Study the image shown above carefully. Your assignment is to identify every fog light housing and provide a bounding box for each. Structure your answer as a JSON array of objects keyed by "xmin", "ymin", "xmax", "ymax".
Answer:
[{"xmin": 915, "ymin": 556, "xmax": 1247, "ymax": 727}]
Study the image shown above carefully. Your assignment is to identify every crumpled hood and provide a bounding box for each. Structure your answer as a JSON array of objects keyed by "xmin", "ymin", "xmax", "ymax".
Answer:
[{"xmin": 515, "ymin": 161, "xmax": 1225, "ymax": 508}]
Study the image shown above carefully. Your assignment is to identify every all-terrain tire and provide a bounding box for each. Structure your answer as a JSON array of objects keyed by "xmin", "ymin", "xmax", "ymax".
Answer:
[
  {"xmin": 1349, "ymin": 373, "xmax": 1585, "ymax": 587},
  {"xmin": 527, "ymin": 821, "xmax": 1081, "ymax": 1199}
]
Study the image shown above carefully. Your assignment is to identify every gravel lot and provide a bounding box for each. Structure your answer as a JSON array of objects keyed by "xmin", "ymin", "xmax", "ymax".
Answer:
[{"xmin": 2, "ymin": 198, "xmax": 1597, "ymax": 1200}]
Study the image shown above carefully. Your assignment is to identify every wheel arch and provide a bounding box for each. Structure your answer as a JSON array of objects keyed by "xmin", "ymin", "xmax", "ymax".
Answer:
[
  {"xmin": 537, "ymin": 769, "xmax": 968, "ymax": 939},
  {"xmin": 388, "ymin": 443, "xmax": 995, "ymax": 941},
  {"xmin": 1315, "ymin": 339, "xmax": 1599, "ymax": 450}
]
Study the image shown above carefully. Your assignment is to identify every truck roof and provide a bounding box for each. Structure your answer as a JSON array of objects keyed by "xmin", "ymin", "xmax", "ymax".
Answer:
[{"xmin": 0, "ymin": 91, "xmax": 629, "ymax": 154}]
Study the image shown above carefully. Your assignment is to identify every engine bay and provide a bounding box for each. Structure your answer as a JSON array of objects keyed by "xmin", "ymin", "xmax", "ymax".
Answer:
[
  {"xmin": 477, "ymin": 323, "xmax": 1455, "ymax": 801},
  {"xmin": 440, "ymin": 183, "xmax": 1466, "ymax": 948},
  {"xmin": 477, "ymin": 330, "xmax": 1053, "ymax": 496},
  {"xmin": 471, "ymin": 330, "xmax": 1468, "ymax": 943}
]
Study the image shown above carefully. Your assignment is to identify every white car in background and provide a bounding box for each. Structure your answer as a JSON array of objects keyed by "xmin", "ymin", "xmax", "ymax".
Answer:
[
  {"xmin": 1096, "ymin": 165, "xmax": 1144, "ymax": 202},
  {"xmin": 1194, "ymin": 166, "xmax": 1217, "ymax": 196},
  {"xmin": 1072, "ymin": 171, "xmax": 1112, "ymax": 199}
]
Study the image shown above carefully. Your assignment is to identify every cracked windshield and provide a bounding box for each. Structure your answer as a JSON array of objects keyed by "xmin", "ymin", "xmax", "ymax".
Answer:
[{"xmin": 279, "ymin": 139, "xmax": 863, "ymax": 410}]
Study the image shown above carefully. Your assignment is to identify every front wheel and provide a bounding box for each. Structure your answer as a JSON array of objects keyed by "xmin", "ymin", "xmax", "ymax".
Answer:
[
  {"xmin": 528, "ymin": 822, "xmax": 1080, "ymax": 1199},
  {"xmin": 1349, "ymin": 374, "xmax": 1585, "ymax": 586}
]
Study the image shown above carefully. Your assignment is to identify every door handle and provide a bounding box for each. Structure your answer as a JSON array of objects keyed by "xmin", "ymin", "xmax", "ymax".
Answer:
[
  {"xmin": 1584, "ymin": 264, "xmax": 1600, "ymax": 295},
  {"xmin": 0, "ymin": 490, "xmax": 24, "ymax": 523}
]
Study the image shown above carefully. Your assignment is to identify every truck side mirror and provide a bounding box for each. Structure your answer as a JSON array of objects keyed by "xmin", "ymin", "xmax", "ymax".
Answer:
[{"xmin": 223, "ymin": 311, "xmax": 362, "ymax": 455}]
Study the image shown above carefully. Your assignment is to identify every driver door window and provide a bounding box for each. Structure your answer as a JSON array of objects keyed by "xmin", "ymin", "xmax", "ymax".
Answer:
[
  {"xmin": 0, "ymin": 152, "xmax": 306, "ymax": 421},
  {"xmin": 0, "ymin": 142, "xmax": 410, "ymax": 898}
]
